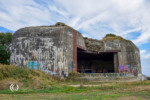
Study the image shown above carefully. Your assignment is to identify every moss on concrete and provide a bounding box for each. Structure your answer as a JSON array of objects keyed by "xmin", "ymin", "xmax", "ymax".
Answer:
[{"xmin": 103, "ymin": 34, "xmax": 126, "ymax": 40}]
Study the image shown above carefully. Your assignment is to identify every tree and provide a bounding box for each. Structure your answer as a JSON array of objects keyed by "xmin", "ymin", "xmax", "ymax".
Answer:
[{"xmin": 0, "ymin": 32, "xmax": 12, "ymax": 64}]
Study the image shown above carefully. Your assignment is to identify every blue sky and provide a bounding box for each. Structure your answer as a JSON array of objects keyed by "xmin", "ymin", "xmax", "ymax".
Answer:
[
  {"xmin": 0, "ymin": 0, "xmax": 150, "ymax": 76},
  {"xmin": 0, "ymin": 26, "xmax": 13, "ymax": 33}
]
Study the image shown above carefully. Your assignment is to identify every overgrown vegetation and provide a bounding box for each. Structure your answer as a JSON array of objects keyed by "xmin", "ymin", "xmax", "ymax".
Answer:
[
  {"xmin": 0, "ymin": 32, "xmax": 12, "ymax": 64},
  {"xmin": 66, "ymin": 72, "xmax": 81, "ymax": 81},
  {"xmin": 105, "ymin": 33, "xmax": 117, "ymax": 37},
  {"xmin": 0, "ymin": 64, "xmax": 150, "ymax": 99},
  {"xmin": 0, "ymin": 64, "xmax": 83, "ymax": 90},
  {"xmin": 0, "ymin": 64, "xmax": 59, "ymax": 90},
  {"xmin": 55, "ymin": 22, "xmax": 66, "ymax": 26},
  {"xmin": 103, "ymin": 33, "xmax": 125, "ymax": 40},
  {"xmin": 0, "ymin": 80, "xmax": 150, "ymax": 99}
]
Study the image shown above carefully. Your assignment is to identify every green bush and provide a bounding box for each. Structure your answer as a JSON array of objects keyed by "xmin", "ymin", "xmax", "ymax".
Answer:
[
  {"xmin": 105, "ymin": 33, "xmax": 116, "ymax": 37},
  {"xmin": 0, "ymin": 32, "xmax": 12, "ymax": 64}
]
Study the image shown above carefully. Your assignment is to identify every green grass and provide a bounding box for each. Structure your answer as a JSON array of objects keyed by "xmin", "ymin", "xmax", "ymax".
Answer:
[
  {"xmin": 0, "ymin": 81, "xmax": 150, "ymax": 99},
  {"xmin": 0, "ymin": 81, "xmax": 150, "ymax": 100},
  {"xmin": 0, "ymin": 64, "xmax": 150, "ymax": 99},
  {"xmin": 0, "ymin": 87, "xmax": 149, "ymax": 100},
  {"xmin": 0, "ymin": 86, "xmax": 95, "ymax": 94}
]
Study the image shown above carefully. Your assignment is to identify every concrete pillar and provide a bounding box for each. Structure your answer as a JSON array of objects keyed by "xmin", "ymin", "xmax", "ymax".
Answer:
[{"xmin": 114, "ymin": 53, "xmax": 118, "ymax": 73}]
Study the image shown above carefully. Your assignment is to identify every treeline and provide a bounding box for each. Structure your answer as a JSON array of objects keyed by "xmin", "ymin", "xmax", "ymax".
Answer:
[{"xmin": 0, "ymin": 32, "xmax": 12, "ymax": 64}]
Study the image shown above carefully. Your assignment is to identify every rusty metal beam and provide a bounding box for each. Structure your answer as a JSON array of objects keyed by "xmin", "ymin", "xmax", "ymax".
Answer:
[{"xmin": 73, "ymin": 31, "xmax": 77, "ymax": 72}]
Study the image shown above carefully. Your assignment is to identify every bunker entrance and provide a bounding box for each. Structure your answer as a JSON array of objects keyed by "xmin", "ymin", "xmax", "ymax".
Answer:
[{"xmin": 77, "ymin": 48, "xmax": 116, "ymax": 73}]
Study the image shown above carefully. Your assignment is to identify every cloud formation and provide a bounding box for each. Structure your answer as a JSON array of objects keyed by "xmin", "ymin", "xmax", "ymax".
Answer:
[
  {"xmin": 1, "ymin": 0, "xmax": 150, "ymax": 45},
  {"xmin": 0, "ymin": 0, "xmax": 150, "ymax": 76},
  {"xmin": 140, "ymin": 50, "xmax": 150, "ymax": 59},
  {"xmin": 55, "ymin": 0, "xmax": 150, "ymax": 45}
]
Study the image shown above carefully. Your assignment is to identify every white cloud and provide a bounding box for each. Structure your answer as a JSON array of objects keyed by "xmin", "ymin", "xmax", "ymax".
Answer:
[
  {"xmin": 140, "ymin": 49, "xmax": 150, "ymax": 59},
  {"xmin": 120, "ymin": 27, "xmax": 142, "ymax": 36},
  {"xmin": 143, "ymin": 54, "xmax": 150, "ymax": 59},
  {"xmin": 140, "ymin": 50, "xmax": 147, "ymax": 55},
  {"xmin": 133, "ymin": 25, "xmax": 150, "ymax": 45},
  {"xmin": 55, "ymin": 0, "xmax": 150, "ymax": 43},
  {"xmin": 145, "ymin": 54, "xmax": 150, "ymax": 59},
  {"xmin": 140, "ymin": 49, "xmax": 150, "ymax": 76},
  {"xmin": 141, "ymin": 57, "xmax": 150, "ymax": 76},
  {"xmin": 0, "ymin": 0, "xmax": 53, "ymax": 31},
  {"xmin": 48, "ymin": 5, "xmax": 69, "ymax": 18},
  {"xmin": 1, "ymin": 0, "xmax": 150, "ymax": 43}
]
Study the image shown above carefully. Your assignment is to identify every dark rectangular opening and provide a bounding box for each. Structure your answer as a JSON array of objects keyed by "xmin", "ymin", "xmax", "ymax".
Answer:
[{"xmin": 77, "ymin": 48, "xmax": 115, "ymax": 73}]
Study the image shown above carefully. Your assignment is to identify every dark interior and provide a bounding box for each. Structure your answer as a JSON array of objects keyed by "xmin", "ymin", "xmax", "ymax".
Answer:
[{"xmin": 77, "ymin": 48, "xmax": 114, "ymax": 73}]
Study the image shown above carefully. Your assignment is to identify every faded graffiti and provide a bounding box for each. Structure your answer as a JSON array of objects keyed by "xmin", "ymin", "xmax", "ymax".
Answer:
[
  {"xmin": 27, "ymin": 61, "xmax": 39, "ymax": 69},
  {"xmin": 131, "ymin": 67, "xmax": 137, "ymax": 75},
  {"xmin": 10, "ymin": 34, "xmax": 71, "ymax": 76},
  {"xmin": 68, "ymin": 61, "xmax": 74, "ymax": 72},
  {"xmin": 40, "ymin": 61, "xmax": 57, "ymax": 75},
  {"xmin": 119, "ymin": 65, "xmax": 131, "ymax": 72},
  {"xmin": 104, "ymin": 73, "xmax": 127, "ymax": 77}
]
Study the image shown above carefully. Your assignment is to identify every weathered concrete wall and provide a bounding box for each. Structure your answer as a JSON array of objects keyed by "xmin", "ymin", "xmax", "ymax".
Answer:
[
  {"xmin": 84, "ymin": 37, "xmax": 103, "ymax": 52},
  {"xmin": 10, "ymin": 25, "xmax": 75, "ymax": 76},
  {"xmin": 60, "ymin": 27, "xmax": 74, "ymax": 73},
  {"xmin": 82, "ymin": 38, "xmax": 141, "ymax": 77},
  {"xmin": 103, "ymin": 40, "xmax": 141, "ymax": 76},
  {"xmin": 76, "ymin": 32, "xmax": 86, "ymax": 49}
]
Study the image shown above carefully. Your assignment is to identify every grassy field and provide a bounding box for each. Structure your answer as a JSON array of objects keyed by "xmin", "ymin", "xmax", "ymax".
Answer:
[
  {"xmin": 0, "ymin": 64, "xmax": 150, "ymax": 100},
  {"xmin": 0, "ymin": 81, "xmax": 150, "ymax": 100}
]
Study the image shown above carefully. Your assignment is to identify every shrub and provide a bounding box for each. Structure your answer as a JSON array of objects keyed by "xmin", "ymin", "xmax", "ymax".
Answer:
[
  {"xmin": 105, "ymin": 33, "xmax": 116, "ymax": 37},
  {"xmin": 0, "ymin": 32, "xmax": 13, "ymax": 64}
]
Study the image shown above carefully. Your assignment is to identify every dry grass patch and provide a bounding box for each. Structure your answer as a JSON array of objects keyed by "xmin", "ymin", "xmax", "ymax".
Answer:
[
  {"xmin": 0, "ymin": 64, "xmax": 60, "ymax": 89},
  {"xmin": 126, "ymin": 85, "xmax": 150, "ymax": 92},
  {"xmin": 117, "ymin": 96, "xmax": 148, "ymax": 100},
  {"xmin": 103, "ymin": 34, "xmax": 126, "ymax": 40}
]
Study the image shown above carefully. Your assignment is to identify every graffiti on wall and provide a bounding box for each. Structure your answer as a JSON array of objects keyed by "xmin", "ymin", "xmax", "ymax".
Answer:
[
  {"xmin": 104, "ymin": 73, "xmax": 127, "ymax": 77},
  {"xmin": 10, "ymin": 33, "xmax": 72, "ymax": 77},
  {"xmin": 68, "ymin": 61, "xmax": 74, "ymax": 72},
  {"xmin": 27, "ymin": 61, "xmax": 39, "ymax": 69},
  {"xmin": 40, "ymin": 61, "xmax": 57, "ymax": 75},
  {"xmin": 119, "ymin": 65, "xmax": 131, "ymax": 73}
]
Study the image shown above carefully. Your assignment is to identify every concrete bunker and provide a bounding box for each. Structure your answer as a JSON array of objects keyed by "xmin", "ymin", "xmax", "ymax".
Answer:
[{"xmin": 10, "ymin": 22, "xmax": 142, "ymax": 81}]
